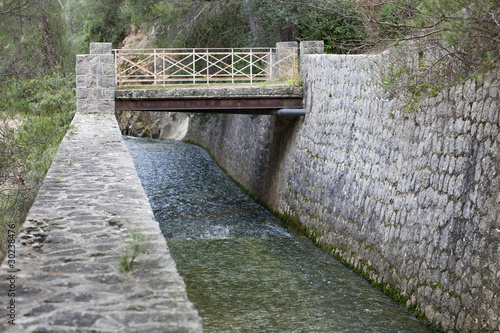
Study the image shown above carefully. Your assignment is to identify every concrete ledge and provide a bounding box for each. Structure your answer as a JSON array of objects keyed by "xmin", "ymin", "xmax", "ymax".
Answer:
[
  {"xmin": 0, "ymin": 113, "xmax": 202, "ymax": 332},
  {"xmin": 115, "ymin": 87, "xmax": 304, "ymax": 100}
]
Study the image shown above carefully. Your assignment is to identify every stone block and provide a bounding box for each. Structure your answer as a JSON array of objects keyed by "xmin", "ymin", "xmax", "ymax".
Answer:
[
  {"xmin": 76, "ymin": 76, "xmax": 87, "ymax": 89},
  {"xmin": 75, "ymin": 55, "xmax": 90, "ymax": 66},
  {"xmin": 103, "ymin": 63, "xmax": 115, "ymax": 76},
  {"xmin": 98, "ymin": 100, "xmax": 115, "ymax": 113},
  {"xmin": 88, "ymin": 54, "xmax": 100, "ymax": 64},
  {"xmin": 76, "ymin": 100, "xmax": 87, "ymax": 112},
  {"xmin": 85, "ymin": 75, "xmax": 97, "ymax": 88},
  {"xmin": 99, "ymin": 76, "xmax": 115, "ymax": 88},
  {"xmin": 489, "ymin": 85, "xmax": 498, "ymax": 99},
  {"xmin": 76, "ymin": 65, "xmax": 90, "ymax": 75},
  {"xmin": 91, "ymin": 63, "xmax": 103, "ymax": 75},
  {"xmin": 90, "ymin": 42, "xmax": 112, "ymax": 54},
  {"xmin": 100, "ymin": 54, "xmax": 114, "ymax": 64},
  {"xmin": 300, "ymin": 41, "xmax": 325, "ymax": 56},
  {"xmin": 76, "ymin": 88, "xmax": 89, "ymax": 100}
]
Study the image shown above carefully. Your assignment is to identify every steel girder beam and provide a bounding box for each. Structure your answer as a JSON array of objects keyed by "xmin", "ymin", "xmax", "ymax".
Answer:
[{"xmin": 115, "ymin": 97, "xmax": 304, "ymax": 115}]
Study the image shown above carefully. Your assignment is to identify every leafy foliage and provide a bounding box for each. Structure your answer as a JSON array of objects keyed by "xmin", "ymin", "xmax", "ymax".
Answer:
[
  {"xmin": 181, "ymin": 2, "xmax": 253, "ymax": 48},
  {"xmin": 78, "ymin": 0, "xmax": 128, "ymax": 49},
  {"xmin": 298, "ymin": 1, "xmax": 366, "ymax": 53},
  {"xmin": 372, "ymin": 0, "xmax": 500, "ymax": 112},
  {"xmin": 119, "ymin": 230, "xmax": 146, "ymax": 272},
  {"xmin": 0, "ymin": 75, "xmax": 75, "ymax": 261},
  {"xmin": 0, "ymin": 0, "xmax": 73, "ymax": 77}
]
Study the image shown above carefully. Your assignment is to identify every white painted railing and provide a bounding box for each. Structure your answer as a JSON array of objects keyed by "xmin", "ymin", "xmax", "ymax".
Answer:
[{"xmin": 113, "ymin": 48, "xmax": 297, "ymax": 88}]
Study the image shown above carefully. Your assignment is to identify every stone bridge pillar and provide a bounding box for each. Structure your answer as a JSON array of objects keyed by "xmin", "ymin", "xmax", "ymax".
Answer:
[
  {"xmin": 299, "ymin": 41, "xmax": 324, "ymax": 109},
  {"xmin": 76, "ymin": 43, "xmax": 115, "ymax": 114}
]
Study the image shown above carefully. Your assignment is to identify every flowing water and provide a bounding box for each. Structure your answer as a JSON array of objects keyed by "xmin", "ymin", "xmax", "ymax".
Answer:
[{"xmin": 125, "ymin": 136, "xmax": 434, "ymax": 333}]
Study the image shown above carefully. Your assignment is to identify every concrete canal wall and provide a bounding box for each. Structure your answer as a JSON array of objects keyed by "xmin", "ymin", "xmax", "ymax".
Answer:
[{"xmin": 185, "ymin": 50, "xmax": 500, "ymax": 332}]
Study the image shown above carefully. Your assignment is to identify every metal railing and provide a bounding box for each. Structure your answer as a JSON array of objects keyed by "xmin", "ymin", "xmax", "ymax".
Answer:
[{"xmin": 113, "ymin": 48, "xmax": 298, "ymax": 88}]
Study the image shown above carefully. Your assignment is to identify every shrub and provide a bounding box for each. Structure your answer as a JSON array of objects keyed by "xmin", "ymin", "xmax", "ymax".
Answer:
[{"xmin": 0, "ymin": 75, "xmax": 75, "ymax": 261}]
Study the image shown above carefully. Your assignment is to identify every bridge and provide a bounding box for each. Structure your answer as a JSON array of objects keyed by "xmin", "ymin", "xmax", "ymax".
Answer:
[
  {"xmin": 112, "ymin": 45, "xmax": 305, "ymax": 116},
  {"xmin": 0, "ymin": 42, "xmax": 322, "ymax": 332}
]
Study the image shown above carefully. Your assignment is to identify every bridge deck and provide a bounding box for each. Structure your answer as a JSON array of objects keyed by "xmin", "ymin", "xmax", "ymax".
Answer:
[
  {"xmin": 0, "ymin": 113, "xmax": 202, "ymax": 332},
  {"xmin": 115, "ymin": 87, "xmax": 305, "ymax": 116}
]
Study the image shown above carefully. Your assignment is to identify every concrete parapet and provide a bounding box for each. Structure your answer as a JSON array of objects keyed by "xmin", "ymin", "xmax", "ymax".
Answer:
[
  {"xmin": 90, "ymin": 42, "xmax": 112, "ymax": 55},
  {"xmin": 300, "ymin": 41, "xmax": 324, "ymax": 55},
  {"xmin": 115, "ymin": 87, "xmax": 303, "ymax": 100},
  {"xmin": 76, "ymin": 43, "xmax": 115, "ymax": 114},
  {"xmin": 0, "ymin": 112, "xmax": 203, "ymax": 332}
]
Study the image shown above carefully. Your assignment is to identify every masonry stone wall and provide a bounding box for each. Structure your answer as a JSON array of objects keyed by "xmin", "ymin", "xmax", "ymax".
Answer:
[
  {"xmin": 76, "ymin": 43, "xmax": 115, "ymax": 114},
  {"xmin": 185, "ymin": 50, "xmax": 500, "ymax": 332},
  {"xmin": 0, "ymin": 43, "xmax": 203, "ymax": 332}
]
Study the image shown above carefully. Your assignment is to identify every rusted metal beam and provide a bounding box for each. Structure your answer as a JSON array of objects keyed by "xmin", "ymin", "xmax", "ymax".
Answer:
[
  {"xmin": 114, "ymin": 87, "xmax": 305, "ymax": 116},
  {"xmin": 115, "ymin": 97, "xmax": 303, "ymax": 114}
]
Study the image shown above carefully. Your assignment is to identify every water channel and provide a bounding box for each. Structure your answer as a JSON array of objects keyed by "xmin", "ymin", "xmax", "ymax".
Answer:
[{"xmin": 124, "ymin": 136, "xmax": 434, "ymax": 333}]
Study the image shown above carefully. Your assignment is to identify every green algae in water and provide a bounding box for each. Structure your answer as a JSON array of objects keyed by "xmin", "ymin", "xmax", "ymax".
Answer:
[
  {"xmin": 168, "ymin": 237, "xmax": 433, "ymax": 333},
  {"xmin": 124, "ymin": 137, "xmax": 434, "ymax": 333}
]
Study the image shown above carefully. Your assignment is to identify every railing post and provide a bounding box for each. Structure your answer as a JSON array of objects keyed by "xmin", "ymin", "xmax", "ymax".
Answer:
[
  {"xmin": 269, "ymin": 48, "xmax": 273, "ymax": 79},
  {"xmin": 118, "ymin": 51, "xmax": 122, "ymax": 88},
  {"xmin": 154, "ymin": 49, "xmax": 157, "ymax": 86},
  {"xmin": 250, "ymin": 49, "xmax": 253, "ymax": 86},
  {"xmin": 162, "ymin": 51, "xmax": 166, "ymax": 87},
  {"xmin": 206, "ymin": 49, "xmax": 209, "ymax": 87},
  {"xmin": 193, "ymin": 49, "xmax": 196, "ymax": 85},
  {"xmin": 231, "ymin": 49, "xmax": 234, "ymax": 84}
]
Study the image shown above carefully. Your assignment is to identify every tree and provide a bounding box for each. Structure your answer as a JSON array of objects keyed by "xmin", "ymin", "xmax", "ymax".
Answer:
[
  {"xmin": 0, "ymin": 0, "xmax": 72, "ymax": 77},
  {"xmin": 355, "ymin": 0, "xmax": 500, "ymax": 111},
  {"xmin": 78, "ymin": 0, "xmax": 127, "ymax": 49},
  {"xmin": 0, "ymin": 0, "xmax": 76, "ymax": 262}
]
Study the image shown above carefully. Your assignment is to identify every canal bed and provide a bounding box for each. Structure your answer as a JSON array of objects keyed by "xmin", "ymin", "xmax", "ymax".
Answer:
[{"xmin": 125, "ymin": 136, "xmax": 433, "ymax": 333}]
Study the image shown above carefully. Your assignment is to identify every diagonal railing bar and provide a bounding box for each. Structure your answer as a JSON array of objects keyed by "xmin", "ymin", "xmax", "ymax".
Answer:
[
  {"xmin": 160, "ymin": 54, "xmax": 193, "ymax": 74},
  {"xmin": 161, "ymin": 53, "xmax": 200, "ymax": 78},
  {"xmin": 228, "ymin": 54, "xmax": 252, "ymax": 76},
  {"xmin": 206, "ymin": 53, "xmax": 234, "ymax": 77},
  {"xmin": 264, "ymin": 53, "xmax": 297, "ymax": 77},
  {"xmin": 206, "ymin": 53, "xmax": 243, "ymax": 79},
  {"xmin": 114, "ymin": 48, "xmax": 297, "ymax": 87},
  {"xmin": 119, "ymin": 52, "xmax": 155, "ymax": 74},
  {"xmin": 121, "ymin": 55, "xmax": 158, "ymax": 78}
]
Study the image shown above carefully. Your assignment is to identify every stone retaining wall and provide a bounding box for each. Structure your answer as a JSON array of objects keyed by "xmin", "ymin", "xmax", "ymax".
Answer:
[{"xmin": 185, "ymin": 48, "xmax": 500, "ymax": 332}]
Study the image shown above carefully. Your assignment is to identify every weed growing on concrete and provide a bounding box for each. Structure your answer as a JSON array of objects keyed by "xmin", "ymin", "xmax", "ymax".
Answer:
[
  {"xmin": 119, "ymin": 230, "xmax": 146, "ymax": 272},
  {"xmin": 286, "ymin": 78, "xmax": 302, "ymax": 87}
]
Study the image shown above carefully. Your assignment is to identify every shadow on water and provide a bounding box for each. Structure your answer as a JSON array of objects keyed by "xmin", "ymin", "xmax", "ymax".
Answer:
[{"xmin": 125, "ymin": 136, "xmax": 434, "ymax": 333}]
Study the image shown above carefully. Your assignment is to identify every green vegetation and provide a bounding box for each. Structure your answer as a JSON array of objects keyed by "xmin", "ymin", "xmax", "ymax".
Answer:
[
  {"xmin": 0, "ymin": 75, "xmax": 75, "ymax": 261},
  {"xmin": 119, "ymin": 230, "xmax": 147, "ymax": 272},
  {"xmin": 374, "ymin": 0, "xmax": 500, "ymax": 112}
]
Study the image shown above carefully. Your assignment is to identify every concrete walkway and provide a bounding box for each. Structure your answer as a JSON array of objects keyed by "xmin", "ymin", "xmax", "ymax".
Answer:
[{"xmin": 0, "ymin": 113, "xmax": 203, "ymax": 332}]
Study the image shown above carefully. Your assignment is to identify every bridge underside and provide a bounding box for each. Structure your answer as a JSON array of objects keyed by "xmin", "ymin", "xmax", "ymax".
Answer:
[{"xmin": 115, "ymin": 87, "xmax": 305, "ymax": 116}]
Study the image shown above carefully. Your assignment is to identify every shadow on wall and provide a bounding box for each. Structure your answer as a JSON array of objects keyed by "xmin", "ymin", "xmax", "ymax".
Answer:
[
  {"xmin": 115, "ymin": 110, "xmax": 189, "ymax": 140},
  {"xmin": 183, "ymin": 113, "xmax": 302, "ymax": 209}
]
